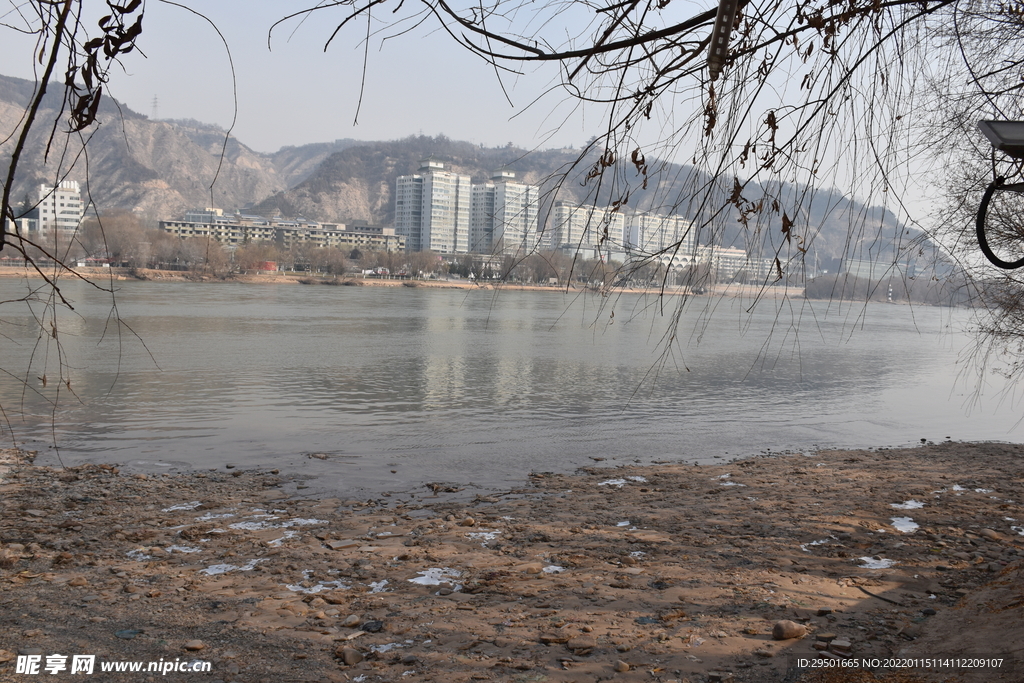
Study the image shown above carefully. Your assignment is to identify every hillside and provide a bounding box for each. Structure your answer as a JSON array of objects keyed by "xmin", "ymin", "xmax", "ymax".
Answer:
[
  {"xmin": 0, "ymin": 72, "xmax": 947, "ymax": 277},
  {"xmin": 0, "ymin": 75, "xmax": 351, "ymax": 221}
]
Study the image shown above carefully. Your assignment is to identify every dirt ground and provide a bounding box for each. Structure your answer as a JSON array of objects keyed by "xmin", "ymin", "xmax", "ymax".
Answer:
[{"xmin": 1, "ymin": 443, "xmax": 1022, "ymax": 683}]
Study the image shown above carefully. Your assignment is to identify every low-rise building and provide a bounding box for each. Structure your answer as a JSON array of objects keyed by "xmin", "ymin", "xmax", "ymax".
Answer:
[{"xmin": 160, "ymin": 210, "xmax": 405, "ymax": 252}]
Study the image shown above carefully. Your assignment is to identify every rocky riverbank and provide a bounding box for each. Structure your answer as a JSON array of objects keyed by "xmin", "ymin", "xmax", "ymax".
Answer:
[{"xmin": 1, "ymin": 443, "xmax": 1022, "ymax": 683}]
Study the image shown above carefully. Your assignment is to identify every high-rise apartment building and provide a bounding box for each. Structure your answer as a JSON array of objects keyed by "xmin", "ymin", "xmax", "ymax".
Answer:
[
  {"xmin": 394, "ymin": 159, "xmax": 470, "ymax": 253},
  {"xmin": 627, "ymin": 212, "xmax": 698, "ymax": 265},
  {"xmin": 469, "ymin": 170, "xmax": 539, "ymax": 255},
  {"xmin": 544, "ymin": 202, "xmax": 627, "ymax": 252},
  {"xmin": 37, "ymin": 180, "xmax": 85, "ymax": 238}
]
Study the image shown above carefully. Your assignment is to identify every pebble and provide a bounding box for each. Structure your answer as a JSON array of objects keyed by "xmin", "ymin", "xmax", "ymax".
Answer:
[
  {"xmin": 566, "ymin": 635, "xmax": 596, "ymax": 654},
  {"xmin": 361, "ymin": 620, "xmax": 384, "ymax": 633},
  {"xmin": 459, "ymin": 517, "xmax": 476, "ymax": 527},
  {"xmin": 830, "ymin": 638, "xmax": 852, "ymax": 653},
  {"xmin": 979, "ymin": 529, "xmax": 1004, "ymax": 542},
  {"xmin": 183, "ymin": 640, "xmax": 206, "ymax": 651},
  {"xmin": 708, "ymin": 673, "xmax": 735, "ymax": 682},
  {"xmin": 341, "ymin": 615, "xmax": 361, "ymax": 628},
  {"xmin": 772, "ymin": 620, "xmax": 806, "ymax": 640},
  {"xmin": 68, "ymin": 577, "xmax": 89, "ymax": 587},
  {"xmin": 614, "ymin": 660, "xmax": 630, "ymax": 672},
  {"xmin": 326, "ymin": 540, "xmax": 358, "ymax": 550},
  {"xmin": 0, "ymin": 650, "xmax": 14, "ymax": 663},
  {"xmin": 336, "ymin": 647, "xmax": 363, "ymax": 666}
]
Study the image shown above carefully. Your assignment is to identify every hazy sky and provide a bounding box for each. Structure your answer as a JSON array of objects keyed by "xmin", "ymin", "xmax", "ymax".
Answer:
[{"xmin": 0, "ymin": 1, "xmax": 609, "ymax": 153}]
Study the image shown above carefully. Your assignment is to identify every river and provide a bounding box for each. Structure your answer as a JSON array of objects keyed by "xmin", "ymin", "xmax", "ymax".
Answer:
[{"xmin": 0, "ymin": 278, "xmax": 1017, "ymax": 496}]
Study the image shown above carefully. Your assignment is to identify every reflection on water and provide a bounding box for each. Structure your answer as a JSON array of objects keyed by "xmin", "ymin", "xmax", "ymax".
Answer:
[{"xmin": 0, "ymin": 278, "xmax": 1018, "ymax": 494}]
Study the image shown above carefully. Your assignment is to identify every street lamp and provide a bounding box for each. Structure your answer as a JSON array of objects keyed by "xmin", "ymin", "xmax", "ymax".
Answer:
[{"xmin": 976, "ymin": 120, "xmax": 1024, "ymax": 269}]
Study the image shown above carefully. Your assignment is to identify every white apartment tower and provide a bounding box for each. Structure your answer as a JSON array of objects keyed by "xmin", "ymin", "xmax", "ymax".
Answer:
[
  {"xmin": 394, "ymin": 159, "xmax": 470, "ymax": 253},
  {"xmin": 469, "ymin": 170, "xmax": 539, "ymax": 255},
  {"xmin": 627, "ymin": 212, "xmax": 700, "ymax": 266},
  {"xmin": 37, "ymin": 180, "xmax": 84, "ymax": 238},
  {"xmin": 545, "ymin": 202, "xmax": 627, "ymax": 251}
]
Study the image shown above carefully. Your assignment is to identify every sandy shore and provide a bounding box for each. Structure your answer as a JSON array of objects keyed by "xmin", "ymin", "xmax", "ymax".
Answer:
[{"xmin": 1, "ymin": 443, "xmax": 1021, "ymax": 682}]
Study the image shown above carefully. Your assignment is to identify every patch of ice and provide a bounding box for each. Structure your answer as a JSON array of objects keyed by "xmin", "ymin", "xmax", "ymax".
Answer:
[
  {"xmin": 228, "ymin": 517, "xmax": 327, "ymax": 532},
  {"xmin": 195, "ymin": 513, "xmax": 235, "ymax": 521},
  {"xmin": 200, "ymin": 559, "xmax": 264, "ymax": 576},
  {"xmin": 975, "ymin": 488, "xmax": 993, "ymax": 493},
  {"xmin": 285, "ymin": 579, "xmax": 349, "ymax": 594},
  {"xmin": 369, "ymin": 580, "xmax": 390, "ymax": 593},
  {"xmin": 282, "ymin": 518, "xmax": 326, "ymax": 527},
  {"xmin": 267, "ymin": 531, "xmax": 300, "ymax": 547},
  {"xmin": 616, "ymin": 521, "xmax": 630, "ymax": 527},
  {"xmin": 369, "ymin": 643, "xmax": 403, "ymax": 654},
  {"xmin": 1005, "ymin": 517, "xmax": 1018, "ymax": 522},
  {"xmin": 714, "ymin": 474, "xmax": 731, "ymax": 479},
  {"xmin": 543, "ymin": 565, "xmax": 566, "ymax": 574},
  {"xmin": 800, "ymin": 539, "xmax": 829, "ymax": 552},
  {"xmin": 890, "ymin": 517, "xmax": 919, "ymax": 533},
  {"xmin": 409, "ymin": 567, "xmax": 462, "ymax": 586},
  {"xmin": 353, "ymin": 676, "xmax": 367, "ymax": 682},
  {"xmin": 598, "ymin": 479, "xmax": 627, "ymax": 487},
  {"xmin": 1011, "ymin": 526, "xmax": 1024, "ymax": 536},
  {"xmin": 126, "ymin": 549, "xmax": 151, "ymax": 561},
  {"xmin": 890, "ymin": 500, "xmax": 925, "ymax": 510},
  {"xmin": 166, "ymin": 545, "xmax": 202, "ymax": 554},
  {"xmin": 627, "ymin": 476, "xmax": 647, "ymax": 483},
  {"xmin": 466, "ymin": 530, "xmax": 500, "ymax": 543},
  {"xmin": 162, "ymin": 501, "xmax": 201, "ymax": 512},
  {"xmin": 857, "ymin": 557, "xmax": 896, "ymax": 569},
  {"xmin": 629, "ymin": 551, "xmax": 646, "ymax": 559},
  {"xmin": 720, "ymin": 481, "xmax": 745, "ymax": 487},
  {"xmin": 952, "ymin": 485, "xmax": 966, "ymax": 492}
]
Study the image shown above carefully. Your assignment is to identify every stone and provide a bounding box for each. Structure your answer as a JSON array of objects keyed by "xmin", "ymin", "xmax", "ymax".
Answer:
[
  {"xmin": 830, "ymin": 638, "xmax": 852, "ymax": 653},
  {"xmin": 323, "ymin": 592, "xmax": 347, "ymax": 605},
  {"xmin": 815, "ymin": 632, "xmax": 836, "ymax": 642},
  {"xmin": 979, "ymin": 529, "xmax": 1004, "ymax": 542},
  {"xmin": 816, "ymin": 608, "xmax": 833, "ymax": 616},
  {"xmin": 326, "ymin": 540, "xmax": 358, "ymax": 551},
  {"xmin": 614, "ymin": 660, "xmax": 630, "ymax": 672},
  {"xmin": 341, "ymin": 615, "xmax": 361, "ymax": 628},
  {"xmin": 338, "ymin": 647, "xmax": 363, "ymax": 666},
  {"xmin": 566, "ymin": 635, "xmax": 596, "ymax": 654},
  {"xmin": 0, "ymin": 650, "xmax": 14, "ymax": 663},
  {"xmin": 68, "ymin": 576, "xmax": 89, "ymax": 587},
  {"xmin": 183, "ymin": 640, "xmax": 206, "ymax": 651},
  {"xmin": 708, "ymin": 673, "xmax": 734, "ymax": 682},
  {"xmin": 361, "ymin": 620, "xmax": 384, "ymax": 633},
  {"xmin": 772, "ymin": 620, "xmax": 806, "ymax": 640},
  {"xmin": 540, "ymin": 633, "xmax": 570, "ymax": 644},
  {"xmin": 459, "ymin": 517, "xmax": 476, "ymax": 527}
]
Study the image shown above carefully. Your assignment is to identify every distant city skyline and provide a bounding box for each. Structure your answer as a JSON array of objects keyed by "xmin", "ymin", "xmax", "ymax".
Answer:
[{"xmin": 0, "ymin": 2, "xmax": 599, "ymax": 154}]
